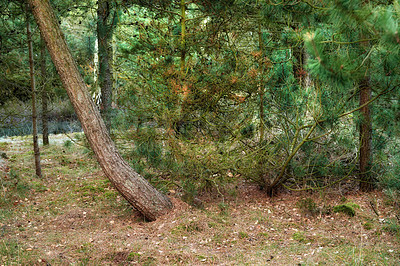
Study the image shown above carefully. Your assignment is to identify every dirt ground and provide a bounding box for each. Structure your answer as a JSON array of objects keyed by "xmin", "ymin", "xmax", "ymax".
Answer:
[{"xmin": 1, "ymin": 135, "xmax": 399, "ymax": 265}]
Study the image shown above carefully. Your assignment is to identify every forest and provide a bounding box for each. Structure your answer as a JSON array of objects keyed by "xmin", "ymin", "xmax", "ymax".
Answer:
[{"xmin": 1, "ymin": 0, "xmax": 400, "ymax": 264}]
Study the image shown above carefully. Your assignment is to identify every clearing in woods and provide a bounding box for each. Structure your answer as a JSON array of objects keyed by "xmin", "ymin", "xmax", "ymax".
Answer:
[{"xmin": 0, "ymin": 133, "xmax": 399, "ymax": 265}]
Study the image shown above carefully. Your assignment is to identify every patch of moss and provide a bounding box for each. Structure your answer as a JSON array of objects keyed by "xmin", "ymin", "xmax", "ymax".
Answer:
[{"xmin": 333, "ymin": 202, "xmax": 359, "ymax": 217}]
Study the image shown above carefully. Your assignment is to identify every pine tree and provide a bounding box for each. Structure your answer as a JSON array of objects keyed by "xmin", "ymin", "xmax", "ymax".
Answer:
[{"xmin": 304, "ymin": 0, "xmax": 400, "ymax": 191}]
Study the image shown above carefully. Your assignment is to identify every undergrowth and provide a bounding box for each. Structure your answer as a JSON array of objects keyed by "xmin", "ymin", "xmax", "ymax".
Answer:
[{"xmin": 0, "ymin": 134, "xmax": 399, "ymax": 265}]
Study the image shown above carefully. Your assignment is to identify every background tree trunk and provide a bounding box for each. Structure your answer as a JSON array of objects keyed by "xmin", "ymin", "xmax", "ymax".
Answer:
[
  {"xmin": 26, "ymin": 6, "xmax": 42, "ymax": 178},
  {"xmin": 40, "ymin": 37, "xmax": 49, "ymax": 146},
  {"xmin": 180, "ymin": 0, "xmax": 186, "ymax": 76},
  {"xmin": 359, "ymin": 77, "xmax": 373, "ymax": 191},
  {"xmin": 97, "ymin": 0, "xmax": 115, "ymax": 132},
  {"xmin": 28, "ymin": 0, "xmax": 173, "ymax": 221}
]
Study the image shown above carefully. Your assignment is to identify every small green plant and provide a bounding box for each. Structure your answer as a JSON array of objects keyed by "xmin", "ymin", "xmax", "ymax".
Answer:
[
  {"xmin": 218, "ymin": 201, "xmax": 229, "ymax": 216},
  {"xmin": 292, "ymin": 231, "xmax": 310, "ymax": 243},
  {"xmin": 258, "ymin": 232, "xmax": 269, "ymax": 238},
  {"xmin": 0, "ymin": 142, "xmax": 9, "ymax": 149},
  {"xmin": 363, "ymin": 221, "xmax": 373, "ymax": 230},
  {"xmin": 238, "ymin": 231, "xmax": 249, "ymax": 239},
  {"xmin": 172, "ymin": 220, "xmax": 204, "ymax": 235},
  {"xmin": 63, "ymin": 139, "xmax": 73, "ymax": 148},
  {"xmin": 0, "ymin": 151, "xmax": 8, "ymax": 159},
  {"xmin": 127, "ymin": 252, "xmax": 141, "ymax": 262},
  {"xmin": 333, "ymin": 202, "xmax": 359, "ymax": 217}
]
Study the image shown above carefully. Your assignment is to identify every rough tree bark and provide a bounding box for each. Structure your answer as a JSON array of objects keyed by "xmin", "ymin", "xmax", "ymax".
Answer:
[
  {"xmin": 40, "ymin": 37, "xmax": 49, "ymax": 146},
  {"xmin": 26, "ymin": 6, "xmax": 42, "ymax": 178},
  {"xmin": 97, "ymin": 0, "xmax": 115, "ymax": 132},
  {"xmin": 359, "ymin": 8, "xmax": 373, "ymax": 192},
  {"xmin": 359, "ymin": 77, "xmax": 373, "ymax": 191},
  {"xmin": 28, "ymin": 0, "xmax": 173, "ymax": 221}
]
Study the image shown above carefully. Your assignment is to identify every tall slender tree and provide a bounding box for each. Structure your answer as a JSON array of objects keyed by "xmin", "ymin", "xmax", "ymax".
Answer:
[
  {"xmin": 358, "ymin": 0, "xmax": 373, "ymax": 191},
  {"xmin": 26, "ymin": 3, "xmax": 42, "ymax": 178}
]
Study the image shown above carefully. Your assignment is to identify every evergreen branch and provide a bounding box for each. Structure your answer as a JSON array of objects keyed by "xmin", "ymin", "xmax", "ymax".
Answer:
[
  {"xmin": 305, "ymin": 32, "xmax": 323, "ymax": 64},
  {"xmin": 298, "ymin": 85, "xmax": 393, "ymax": 132},
  {"xmin": 306, "ymin": 128, "xmax": 332, "ymax": 142},
  {"xmin": 282, "ymin": 158, "xmax": 357, "ymax": 192},
  {"xmin": 148, "ymin": 5, "xmax": 181, "ymax": 17},
  {"xmin": 186, "ymin": 14, "xmax": 209, "ymax": 22},
  {"xmin": 338, "ymin": 86, "xmax": 395, "ymax": 119},
  {"xmin": 301, "ymin": 0, "xmax": 328, "ymax": 10},
  {"xmin": 271, "ymin": 123, "xmax": 317, "ymax": 188},
  {"xmin": 268, "ymin": 0, "xmax": 285, "ymax": 6},
  {"xmin": 270, "ymin": 54, "xmax": 293, "ymax": 64},
  {"xmin": 357, "ymin": 47, "xmax": 375, "ymax": 71},
  {"xmin": 266, "ymin": 84, "xmax": 393, "ymax": 191},
  {"xmin": 321, "ymin": 38, "xmax": 378, "ymax": 45}
]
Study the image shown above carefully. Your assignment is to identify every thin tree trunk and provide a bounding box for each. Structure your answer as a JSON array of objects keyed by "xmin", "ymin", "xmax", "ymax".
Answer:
[
  {"xmin": 27, "ymin": 7, "xmax": 42, "ymax": 178},
  {"xmin": 359, "ymin": 5, "xmax": 373, "ymax": 192},
  {"xmin": 359, "ymin": 77, "xmax": 373, "ymax": 191},
  {"xmin": 180, "ymin": 0, "xmax": 186, "ymax": 76},
  {"xmin": 40, "ymin": 37, "xmax": 49, "ymax": 146},
  {"xmin": 28, "ymin": 0, "xmax": 173, "ymax": 221},
  {"xmin": 97, "ymin": 0, "xmax": 114, "ymax": 132},
  {"xmin": 257, "ymin": 22, "xmax": 268, "ymax": 189}
]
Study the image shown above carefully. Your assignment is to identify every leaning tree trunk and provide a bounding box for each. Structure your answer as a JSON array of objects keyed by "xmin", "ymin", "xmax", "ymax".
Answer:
[
  {"xmin": 26, "ymin": 7, "xmax": 42, "ymax": 178},
  {"xmin": 28, "ymin": 0, "xmax": 173, "ymax": 221}
]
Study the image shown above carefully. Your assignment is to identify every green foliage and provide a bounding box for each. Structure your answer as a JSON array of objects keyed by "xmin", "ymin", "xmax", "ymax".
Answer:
[
  {"xmin": 111, "ymin": 0, "xmax": 376, "ymax": 195},
  {"xmin": 2, "ymin": 0, "xmax": 400, "ymax": 197}
]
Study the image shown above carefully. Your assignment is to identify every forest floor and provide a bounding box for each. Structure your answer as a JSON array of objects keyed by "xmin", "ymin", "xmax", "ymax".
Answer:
[{"xmin": 0, "ymin": 133, "xmax": 399, "ymax": 265}]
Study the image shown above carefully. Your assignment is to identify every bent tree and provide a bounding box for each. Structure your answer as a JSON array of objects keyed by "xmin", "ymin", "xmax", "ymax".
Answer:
[{"xmin": 28, "ymin": 0, "xmax": 173, "ymax": 221}]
